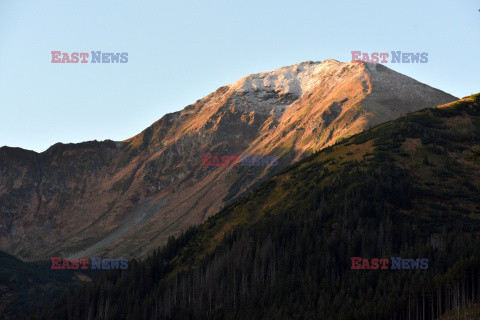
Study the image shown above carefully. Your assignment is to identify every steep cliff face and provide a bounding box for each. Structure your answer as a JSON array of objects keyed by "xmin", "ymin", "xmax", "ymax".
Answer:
[
  {"xmin": 0, "ymin": 60, "xmax": 458, "ymax": 260},
  {"xmin": 0, "ymin": 141, "xmax": 124, "ymax": 258}
]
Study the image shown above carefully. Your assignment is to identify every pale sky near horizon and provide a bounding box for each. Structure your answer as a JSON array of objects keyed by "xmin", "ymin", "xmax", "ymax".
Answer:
[{"xmin": 1, "ymin": 0, "xmax": 479, "ymax": 153}]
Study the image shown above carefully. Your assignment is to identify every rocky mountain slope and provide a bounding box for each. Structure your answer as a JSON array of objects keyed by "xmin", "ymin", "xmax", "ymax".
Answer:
[
  {"xmin": 0, "ymin": 59, "xmax": 458, "ymax": 260},
  {"xmin": 33, "ymin": 93, "xmax": 480, "ymax": 320}
]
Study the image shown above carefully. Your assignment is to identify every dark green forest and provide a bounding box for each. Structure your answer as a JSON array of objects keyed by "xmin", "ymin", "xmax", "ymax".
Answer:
[
  {"xmin": 0, "ymin": 250, "xmax": 97, "ymax": 320},
  {"xmin": 31, "ymin": 94, "xmax": 480, "ymax": 320}
]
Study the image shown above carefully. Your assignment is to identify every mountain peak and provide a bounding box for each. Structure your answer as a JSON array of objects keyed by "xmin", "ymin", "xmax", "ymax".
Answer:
[{"xmin": 0, "ymin": 60, "xmax": 459, "ymax": 261}]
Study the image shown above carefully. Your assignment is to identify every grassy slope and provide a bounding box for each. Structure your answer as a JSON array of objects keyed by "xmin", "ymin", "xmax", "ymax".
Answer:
[{"xmin": 171, "ymin": 93, "xmax": 480, "ymax": 273}]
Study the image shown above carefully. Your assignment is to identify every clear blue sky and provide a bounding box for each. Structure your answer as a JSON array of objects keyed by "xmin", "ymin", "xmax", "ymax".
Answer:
[{"xmin": 1, "ymin": 0, "xmax": 479, "ymax": 153}]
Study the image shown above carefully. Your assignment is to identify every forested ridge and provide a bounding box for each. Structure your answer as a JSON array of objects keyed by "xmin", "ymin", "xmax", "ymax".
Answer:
[{"xmin": 32, "ymin": 94, "xmax": 480, "ymax": 320}]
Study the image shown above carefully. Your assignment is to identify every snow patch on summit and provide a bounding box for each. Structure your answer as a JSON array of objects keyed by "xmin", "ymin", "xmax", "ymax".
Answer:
[
  {"xmin": 230, "ymin": 60, "xmax": 340, "ymax": 96},
  {"xmin": 226, "ymin": 60, "xmax": 343, "ymax": 117}
]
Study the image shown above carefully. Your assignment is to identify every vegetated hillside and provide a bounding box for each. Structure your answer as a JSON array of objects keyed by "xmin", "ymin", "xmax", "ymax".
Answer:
[
  {"xmin": 0, "ymin": 60, "xmax": 457, "ymax": 261},
  {"xmin": 30, "ymin": 93, "xmax": 480, "ymax": 320},
  {"xmin": 0, "ymin": 250, "xmax": 95, "ymax": 320},
  {"xmin": 31, "ymin": 93, "xmax": 480, "ymax": 320}
]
